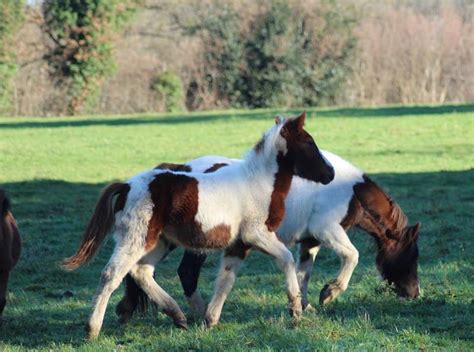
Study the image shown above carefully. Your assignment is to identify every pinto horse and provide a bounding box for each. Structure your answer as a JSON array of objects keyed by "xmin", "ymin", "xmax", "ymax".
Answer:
[
  {"xmin": 116, "ymin": 149, "xmax": 420, "ymax": 322},
  {"xmin": 62, "ymin": 112, "xmax": 335, "ymax": 339},
  {"xmin": 0, "ymin": 190, "xmax": 21, "ymax": 318}
]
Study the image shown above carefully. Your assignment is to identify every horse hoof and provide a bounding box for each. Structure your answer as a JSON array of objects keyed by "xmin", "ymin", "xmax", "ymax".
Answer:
[
  {"xmin": 289, "ymin": 305, "xmax": 303, "ymax": 319},
  {"xmin": 174, "ymin": 319, "xmax": 188, "ymax": 330},
  {"xmin": 302, "ymin": 298, "xmax": 315, "ymax": 312},
  {"xmin": 303, "ymin": 303, "xmax": 315, "ymax": 312},
  {"xmin": 319, "ymin": 282, "xmax": 343, "ymax": 305},
  {"xmin": 204, "ymin": 315, "xmax": 218, "ymax": 329},
  {"xmin": 85, "ymin": 323, "xmax": 99, "ymax": 340}
]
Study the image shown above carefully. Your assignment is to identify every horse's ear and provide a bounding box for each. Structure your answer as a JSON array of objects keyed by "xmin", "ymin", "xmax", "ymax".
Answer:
[
  {"xmin": 284, "ymin": 111, "xmax": 306, "ymax": 131},
  {"xmin": 295, "ymin": 111, "xmax": 306, "ymax": 129},
  {"xmin": 407, "ymin": 223, "xmax": 421, "ymax": 241},
  {"xmin": 275, "ymin": 115, "xmax": 283, "ymax": 125}
]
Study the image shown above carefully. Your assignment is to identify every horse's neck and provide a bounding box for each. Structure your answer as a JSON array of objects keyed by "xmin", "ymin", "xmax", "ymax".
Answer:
[
  {"xmin": 241, "ymin": 148, "xmax": 283, "ymax": 187},
  {"xmin": 242, "ymin": 148, "xmax": 293, "ymax": 230},
  {"xmin": 357, "ymin": 205, "xmax": 404, "ymax": 254}
]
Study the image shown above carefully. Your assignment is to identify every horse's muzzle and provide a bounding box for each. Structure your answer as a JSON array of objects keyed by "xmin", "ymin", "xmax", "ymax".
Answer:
[{"xmin": 320, "ymin": 166, "xmax": 335, "ymax": 185}]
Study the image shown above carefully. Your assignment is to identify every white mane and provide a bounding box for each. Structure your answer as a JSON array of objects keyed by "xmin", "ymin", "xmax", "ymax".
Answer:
[{"xmin": 242, "ymin": 119, "xmax": 286, "ymax": 175}]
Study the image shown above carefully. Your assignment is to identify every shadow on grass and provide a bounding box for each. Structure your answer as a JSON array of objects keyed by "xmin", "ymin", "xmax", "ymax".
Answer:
[
  {"xmin": 317, "ymin": 296, "xmax": 473, "ymax": 340},
  {"xmin": 1, "ymin": 103, "xmax": 472, "ymax": 129},
  {"xmin": 0, "ymin": 168, "xmax": 472, "ymax": 348},
  {"xmin": 316, "ymin": 103, "xmax": 474, "ymax": 118}
]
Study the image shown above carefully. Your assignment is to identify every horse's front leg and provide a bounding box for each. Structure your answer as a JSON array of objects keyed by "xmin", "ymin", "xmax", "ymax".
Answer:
[
  {"xmin": 297, "ymin": 237, "xmax": 321, "ymax": 310},
  {"xmin": 178, "ymin": 250, "xmax": 208, "ymax": 317},
  {"xmin": 317, "ymin": 224, "xmax": 359, "ymax": 305},
  {"xmin": 246, "ymin": 229, "xmax": 302, "ymax": 320},
  {"xmin": 205, "ymin": 239, "xmax": 250, "ymax": 328}
]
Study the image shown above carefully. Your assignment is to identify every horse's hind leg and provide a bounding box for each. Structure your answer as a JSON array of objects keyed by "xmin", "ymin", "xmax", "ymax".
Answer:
[
  {"xmin": 129, "ymin": 240, "xmax": 187, "ymax": 329},
  {"xmin": 115, "ymin": 243, "xmax": 177, "ymax": 324},
  {"xmin": 297, "ymin": 237, "xmax": 321, "ymax": 310},
  {"xmin": 205, "ymin": 240, "xmax": 250, "ymax": 327},
  {"xmin": 316, "ymin": 224, "xmax": 358, "ymax": 305},
  {"xmin": 86, "ymin": 241, "xmax": 145, "ymax": 340},
  {"xmin": 0, "ymin": 270, "xmax": 10, "ymax": 317}
]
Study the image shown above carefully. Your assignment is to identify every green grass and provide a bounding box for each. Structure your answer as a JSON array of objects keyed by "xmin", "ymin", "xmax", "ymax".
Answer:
[{"xmin": 0, "ymin": 104, "xmax": 473, "ymax": 351}]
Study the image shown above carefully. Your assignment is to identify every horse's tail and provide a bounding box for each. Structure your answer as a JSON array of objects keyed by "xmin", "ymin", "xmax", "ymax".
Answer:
[
  {"xmin": 61, "ymin": 182, "xmax": 130, "ymax": 271},
  {"xmin": 353, "ymin": 175, "xmax": 408, "ymax": 239}
]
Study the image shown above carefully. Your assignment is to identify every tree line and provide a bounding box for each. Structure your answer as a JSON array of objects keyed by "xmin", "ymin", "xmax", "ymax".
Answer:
[{"xmin": 2, "ymin": 0, "xmax": 473, "ymax": 116}]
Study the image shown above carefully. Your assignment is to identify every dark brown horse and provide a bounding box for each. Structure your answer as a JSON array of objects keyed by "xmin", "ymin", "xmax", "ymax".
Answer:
[{"xmin": 0, "ymin": 190, "xmax": 21, "ymax": 318}]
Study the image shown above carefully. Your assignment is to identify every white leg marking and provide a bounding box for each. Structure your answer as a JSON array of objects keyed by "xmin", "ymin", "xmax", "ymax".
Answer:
[
  {"xmin": 205, "ymin": 255, "xmax": 243, "ymax": 327},
  {"xmin": 318, "ymin": 225, "xmax": 359, "ymax": 305},
  {"xmin": 246, "ymin": 230, "xmax": 302, "ymax": 319},
  {"xmin": 130, "ymin": 242, "xmax": 187, "ymax": 328},
  {"xmin": 87, "ymin": 241, "xmax": 145, "ymax": 339},
  {"xmin": 297, "ymin": 243, "xmax": 320, "ymax": 310}
]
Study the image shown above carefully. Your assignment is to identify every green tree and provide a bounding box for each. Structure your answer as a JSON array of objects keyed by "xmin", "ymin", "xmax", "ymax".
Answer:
[
  {"xmin": 42, "ymin": 0, "xmax": 140, "ymax": 114},
  {"xmin": 186, "ymin": 0, "xmax": 357, "ymax": 109},
  {"xmin": 152, "ymin": 71, "xmax": 185, "ymax": 112},
  {"xmin": 0, "ymin": 1, "xmax": 25, "ymax": 115}
]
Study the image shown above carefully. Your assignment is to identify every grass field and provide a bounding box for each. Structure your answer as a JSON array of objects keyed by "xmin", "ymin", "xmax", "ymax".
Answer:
[{"xmin": 0, "ymin": 104, "xmax": 473, "ymax": 351}]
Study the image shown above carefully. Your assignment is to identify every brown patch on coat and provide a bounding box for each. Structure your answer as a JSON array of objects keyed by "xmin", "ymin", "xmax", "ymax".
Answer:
[
  {"xmin": 350, "ymin": 175, "xmax": 408, "ymax": 242},
  {"xmin": 155, "ymin": 163, "xmax": 192, "ymax": 172},
  {"xmin": 204, "ymin": 163, "xmax": 229, "ymax": 173},
  {"xmin": 340, "ymin": 196, "xmax": 364, "ymax": 230},
  {"xmin": 146, "ymin": 172, "xmax": 232, "ymax": 251},
  {"xmin": 266, "ymin": 112, "xmax": 333, "ymax": 232},
  {"xmin": 164, "ymin": 223, "xmax": 231, "ymax": 249},
  {"xmin": 265, "ymin": 151, "xmax": 293, "ymax": 232},
  {"xmin": 340, "ymin": 175, "xmax": 408, "ymax": 241}
]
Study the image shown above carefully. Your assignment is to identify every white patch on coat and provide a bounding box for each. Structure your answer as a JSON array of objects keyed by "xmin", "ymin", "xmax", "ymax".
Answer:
[
  {"xmin": 181, "ymin": 150, "xmax": 365, "ymax": 246},
  {"xmin": 113, "ymin": 170, "xmax": 157, "ymax": 248}
]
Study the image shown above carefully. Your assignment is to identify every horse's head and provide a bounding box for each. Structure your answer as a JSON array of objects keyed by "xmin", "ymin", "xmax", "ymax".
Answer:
[
  {"xmin": 376, "ymin": 222, "xmax": 421, "ymax": 299},
  {"xmin": 272, "ymin": 112, "xmax": 334, "ymax": 184}
]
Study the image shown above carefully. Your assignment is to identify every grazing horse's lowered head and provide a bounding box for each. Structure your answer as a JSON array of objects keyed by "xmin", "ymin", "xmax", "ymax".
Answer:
[
  {"xmin": 351, "ymin": 176, "xmax": 420, "ymax": 299},
  {"xmin": 376, "ymin": 222, "xmax": 420, "ymax": 299}
]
